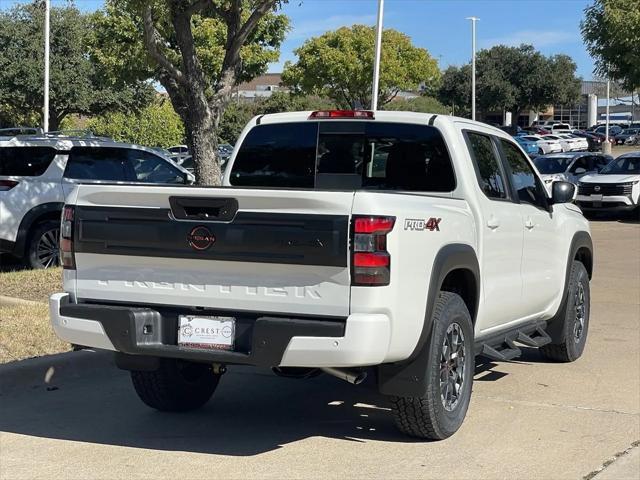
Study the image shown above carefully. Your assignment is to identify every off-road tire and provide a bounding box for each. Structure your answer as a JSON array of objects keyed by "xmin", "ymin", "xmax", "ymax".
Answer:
[
  {"xmin": 131, "ymin": 358, "xmax": 220, "ymax": 412},
  {"xmin": 390, "ymin": 292, "xmax": 474, "ymax": 440},
  {"xmin": 540, "ymin": 261, "xmax": 590, "ymax": 362},
  {"xmin": 26, "ymin": 220, "xmax": 60, "ymax": 269}
]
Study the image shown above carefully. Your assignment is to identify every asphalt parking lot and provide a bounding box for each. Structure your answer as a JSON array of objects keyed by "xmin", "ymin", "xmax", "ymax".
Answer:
[{"xmin": 0, "ymin": 219, "xmax": 638, "ymax": 480}]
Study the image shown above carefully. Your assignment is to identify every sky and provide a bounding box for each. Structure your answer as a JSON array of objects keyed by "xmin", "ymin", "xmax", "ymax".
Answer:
[{"xmin": 7, "ymin": 0, "xmax": 597, "ymax": 79}]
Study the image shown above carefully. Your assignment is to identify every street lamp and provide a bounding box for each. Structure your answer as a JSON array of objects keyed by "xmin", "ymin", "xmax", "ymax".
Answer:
[
  {"xmin": 43, "ymin": 0, "xmax": 50, "ymax": 132},
  {"xmin": 371, "ymin": 0, "xmax": 384, "ymax": 111},
  {"xmin": 466, "ymin": 16, "xmax": 479, "ymax": 121},
  {"xmin": 603, "ymin": 77, "xmax": 611, "ymax": 155}
]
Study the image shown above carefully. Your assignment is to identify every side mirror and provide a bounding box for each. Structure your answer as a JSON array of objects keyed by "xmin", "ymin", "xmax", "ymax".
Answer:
[
  {"xmin": 551, "ymin": 181, "xmax": 575, "ymax": 204},
  {"xmin": 574, "ymin": 167, "xmax": 586, "ymax": 174}
]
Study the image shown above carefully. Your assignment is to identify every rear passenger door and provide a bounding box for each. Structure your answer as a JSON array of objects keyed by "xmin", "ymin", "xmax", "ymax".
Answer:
[
  {"xmin": 464, "ymin": 131, "xmax": 524, "ymax": 332},
  {"xmin": 499, "ymin": 139, "xmax": 563, "ymax": 315}
]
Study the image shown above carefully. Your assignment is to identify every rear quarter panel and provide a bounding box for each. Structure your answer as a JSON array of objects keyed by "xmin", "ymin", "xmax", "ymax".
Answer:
[{"xmin": 350, "ymin": 191, "xmax": 475, "ymax": 362}]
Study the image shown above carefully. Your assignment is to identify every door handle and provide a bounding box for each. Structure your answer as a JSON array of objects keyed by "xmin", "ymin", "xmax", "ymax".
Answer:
[
  {"xmin": 487, "ymin": 217, "xmax": 500, "ymax": 230},
  {"xmin": 525, "ymin": 219, "xmax": 535, "ymax": 230}
]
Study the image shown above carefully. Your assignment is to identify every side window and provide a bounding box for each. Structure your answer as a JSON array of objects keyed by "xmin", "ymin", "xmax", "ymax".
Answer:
[
  {"xmin": 127, "ymin": 150, "xmax": 185, "ymax": 184},
  {"xmin": 466, "ymin": 132, "xmax": 507, "ymax": 199},
  {"xmin": 64, "ymin": 147, "xmax": 131, "ymax": 181},
  {"xmin": 594, "ymin": 155, "xmax": 609, "ymax": 171},
  {"xmin": 360, "ymin": 122, "xmax": 455, "ymax": 192},
  {"xmin": 569, "ymin": 157, "xmax": 590, "ymax": 173},
  {"xmin": 0, "ymin": 147, "xmax": 57, "ymax": 176},
  {"xmin": 500, "ymin": 140, "xmax": 547, "ymax": 208},
  {"xmin": 230, "ymin": 123, "xmax": 317, "ymax": 188}
]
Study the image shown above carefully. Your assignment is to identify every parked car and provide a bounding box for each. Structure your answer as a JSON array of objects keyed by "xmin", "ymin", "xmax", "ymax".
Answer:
[
  {"xmin": 625, "ymin": 135, "xmax": 639, "ymax": 146},
  {"xmin": 613, "ymin": 128, "xmax": 640, "ymax": 145},
  {"xmin": 541, "ymin": 134, "xmax": 577, "ymax": 152},
  {"xmin": 576, "ymin": 152, "xmax": 640, "ymax": 214},
  {"xmin": 50, "ymin": 110, "xmax": 593, "ymax": 440},
  {"xmin": 556, "ymin": 133, "xmax": 588, "ymax": 151},
  {"xmin": 571, "ymin": 131, "xmax": 604, "ymax": 151},
  {"xmin": 0, "ymin": 132, "xmax": 193, "ymax": 268},
  {"xmin": 513, "ymin": 135, "xmax": 539, "ymax": 156},
  {"xmin": 533, "ymin": 152, "xmax": 612, "ymax": 193},
  {"xmin": 593, "ymin": 125, "xmax": 623, "ymax": 137},
  {"xmin": 520, "ymin": 135, "xmax": 563, "ymax": 154}
]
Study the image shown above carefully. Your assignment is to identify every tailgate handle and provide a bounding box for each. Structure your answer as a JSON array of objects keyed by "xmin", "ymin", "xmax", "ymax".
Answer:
[{"xmin": 169, "ymin": 196, "xmax": 238, "ymax": 222}]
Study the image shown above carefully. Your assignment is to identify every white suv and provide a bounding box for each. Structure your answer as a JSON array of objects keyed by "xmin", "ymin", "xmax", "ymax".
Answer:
[
  {"xmin": 0, "ymin": 133, "xmax": 193, "ymax": 268},
  {"xmin": 576, "ymin": 152, "xmax": 640, "ymax": 214}
]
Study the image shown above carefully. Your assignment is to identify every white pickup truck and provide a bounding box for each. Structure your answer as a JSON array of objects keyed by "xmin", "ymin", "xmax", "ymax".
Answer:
[{"xmin": 50, "ymin": 111, "xmax": 593, "ymax": 440}]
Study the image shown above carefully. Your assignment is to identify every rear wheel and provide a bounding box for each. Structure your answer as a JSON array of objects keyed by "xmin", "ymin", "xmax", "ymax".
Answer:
[
  {"xmin": 26, "ymin": 220, "xmax": 60, "ymax": 269},
  {"xmin": 130, "ymin": 358, "xmax": 221, "ymax": 412},
  {"xmin": 541, "ymin": 261, "xmax": 590, "ymax": 362},
  {"xmin": 390, "ymin": 292, "xmax": 474, "ymax": 440}
]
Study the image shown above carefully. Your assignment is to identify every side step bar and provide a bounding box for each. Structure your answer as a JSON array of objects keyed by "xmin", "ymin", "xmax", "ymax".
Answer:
[{"xmin": 477, "ymin": 322, "xmax": 552, "ymax": 362}]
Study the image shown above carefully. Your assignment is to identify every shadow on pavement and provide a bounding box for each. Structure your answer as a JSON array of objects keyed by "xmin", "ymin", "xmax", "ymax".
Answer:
[{"xmin": 0, "ymin": 350, "xmax": 514, "ymax": 455}]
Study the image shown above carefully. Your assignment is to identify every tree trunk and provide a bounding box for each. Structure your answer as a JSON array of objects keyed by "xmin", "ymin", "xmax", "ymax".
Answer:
[
  {"xmin": 183, "ymin": 107, "xmax": 221, "ymax": 186},
  {"xmin": 47, "ymin": 112, "xmax": 61, "ymax": 132}
]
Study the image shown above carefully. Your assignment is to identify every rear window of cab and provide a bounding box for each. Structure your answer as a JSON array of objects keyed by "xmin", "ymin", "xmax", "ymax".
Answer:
[{"xmin": 229, "ymin": 121, "xmax": 456, "ymax": 192}]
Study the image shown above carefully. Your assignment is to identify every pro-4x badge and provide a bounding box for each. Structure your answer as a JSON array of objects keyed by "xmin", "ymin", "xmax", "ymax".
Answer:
[{"xmin": 404, "ymin": 217, "xmax": 441, "ymax": 232}]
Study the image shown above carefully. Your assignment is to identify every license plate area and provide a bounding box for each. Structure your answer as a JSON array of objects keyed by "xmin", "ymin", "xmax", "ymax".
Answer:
[
  {"xmin": 178, "ymin": 315, "xmax": 235, "ymax": 350},
  {"xmin": 591, "ymin": 194, "xmax": 603, "ymax": 201}
]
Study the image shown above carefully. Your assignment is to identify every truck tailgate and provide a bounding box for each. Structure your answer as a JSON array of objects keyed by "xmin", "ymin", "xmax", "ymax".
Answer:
[{"xmin": 71, "ymin": 185, "xmax": 354, "ymax": 317}]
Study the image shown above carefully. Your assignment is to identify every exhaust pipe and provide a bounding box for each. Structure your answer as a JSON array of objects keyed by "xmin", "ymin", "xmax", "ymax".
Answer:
[{"xmin": 320, "ymin": 367, "xmax": 367, "ymax": 385}]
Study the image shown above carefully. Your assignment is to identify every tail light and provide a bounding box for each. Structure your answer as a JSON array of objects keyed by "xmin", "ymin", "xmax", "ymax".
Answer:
[
  {"xmin": 60, "ymin": 205, "xmax": 75, "ymax": 269},
  {"xmin": 0, "ymin": 180, "xmax": 19, "ymax": 191},
  {"xmin": 351, "ymin": 216, "xmax": 395, "ymax": 286}
]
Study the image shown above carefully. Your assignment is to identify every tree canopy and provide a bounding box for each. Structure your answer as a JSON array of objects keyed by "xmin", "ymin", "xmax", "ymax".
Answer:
[
  {"xmin": 0, "ymin": 2, "xmax": 153, "ymax": 130},
  {"xmin": 475, "ymin": 45, "xmax": 581, "ymax": 119},
  {"xmin": 282, "ymin": 25, "xmax": 440, "ymax": 109},
  {"xmin": 92, "ymin": 0, "xmax": 289, "ymax": 185},
  {"xmin": 437, "ymin": 65, "xmax": 472, "ymax": 117},
  {"xmin": 582, "ymin": 0, "xmax": 640, "ymax": 92}
]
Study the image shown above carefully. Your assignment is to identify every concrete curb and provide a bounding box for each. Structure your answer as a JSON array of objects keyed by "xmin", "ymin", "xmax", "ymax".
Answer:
[
  {"xmin": 0, "ymin": 294, "xmax": 45, "ymax": 307},
  {"xmin": 0, "ymin": 349, "xmax": 115, "ymax": 396}
]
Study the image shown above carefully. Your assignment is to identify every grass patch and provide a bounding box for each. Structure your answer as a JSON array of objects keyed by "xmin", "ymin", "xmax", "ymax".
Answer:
[
  {"xmin": 0, "ymin": 302, "xmax": 70, "ymax": 364},
  {"xmin": 0, "ymin": 267, "xmax": 62, "ymax": 303}
]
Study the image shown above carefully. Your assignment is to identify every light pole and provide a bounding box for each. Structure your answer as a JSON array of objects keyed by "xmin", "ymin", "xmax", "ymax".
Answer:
[
  {"xmin": 466, "ymin": 16, "xmax": 479, "ymax": 121},
  {"xmin": 43, "ymin": 0, "xmax": 50, "ymax": 132},
  {"xmin": 603, "ymin": 78, "xmax": 612, "ymax": 155},
  {"xmin": 371, "ymin": 0, "xmax": 384, "ymax": 111}
]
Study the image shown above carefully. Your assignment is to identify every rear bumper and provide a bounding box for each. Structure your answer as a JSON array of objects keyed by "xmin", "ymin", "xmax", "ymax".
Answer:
[{"xmin": 49, "ymin": 293, "xmax": 390, "ymax": 368}]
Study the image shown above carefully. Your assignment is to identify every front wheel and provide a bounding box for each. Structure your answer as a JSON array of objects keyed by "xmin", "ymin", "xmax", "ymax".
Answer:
[
  {"xmin": 540, "ymin": 261, "xmax": 590, "ymax": 362},
  {"xmin": 130, "ymin": 358, "xmax": 221, "ymax": 412},
  {"xmin": 390, "ymin": 292, "xmax": 474, "ymax": 440}
]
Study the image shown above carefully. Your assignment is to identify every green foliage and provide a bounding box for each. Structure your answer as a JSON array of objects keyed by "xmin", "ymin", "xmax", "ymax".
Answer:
[
  {"xmin": 282, "ymin": 25, "xmax": 440, "ymax": 109},
  {"xmin": 87, "ymin": 98, "xmax": 185, "ymax": 147},
  {"xmin": 218, "ymin": 92, "xmax": 335, "ymax": 144},
  {"xmin": 476, "ymin": 45, "xmax": 581, "ymax": 117},
  {"xmin": 437, "ymin": 65, "xmax": 472, "ymax": 117},
  {"xmin": 382, "ymin": 96, "xmax": 449, "ymax": 114},
  {"xmin": 0, "ymin": 2, "xmax": 153, "ymax": 130},
  {"xmin": 93, "ymin": 1, "xmax": 289, "ymax": 102},
  {"xmin": 217, "ymin": 101, "xmax": 256, "ymax": 145},
  {"xmin": 582, "ymin": 0, "xmax": 640, "ymax": 92}
]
